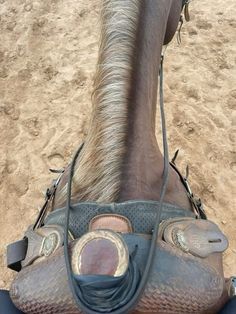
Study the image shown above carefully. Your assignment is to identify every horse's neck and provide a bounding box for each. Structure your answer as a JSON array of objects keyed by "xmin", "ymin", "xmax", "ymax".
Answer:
[
  {"xmin": 118, "ymin": 0, "xmax": 171, "ymax": 200},
  {"xmin": 54, "ymin": 0, "xmax": 191, "ymax": 210},
  {"xmin": 117, "ymin": 0, "xmax": 190, "ymax": 208}
]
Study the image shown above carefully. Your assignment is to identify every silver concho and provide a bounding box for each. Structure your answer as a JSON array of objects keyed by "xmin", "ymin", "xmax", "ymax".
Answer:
[
  {"xmin": 42, "ymin": 233, "xmax": 58, "ymax": 257},
  {"xmin": 172, "ymin": 228, "xmax": 189, "ymax": 253}
]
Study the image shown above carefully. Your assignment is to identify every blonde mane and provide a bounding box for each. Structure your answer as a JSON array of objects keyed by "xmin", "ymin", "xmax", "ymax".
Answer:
[{"xmin": 57, "ymin": 0, "xmax": 142, "ymax": 204}]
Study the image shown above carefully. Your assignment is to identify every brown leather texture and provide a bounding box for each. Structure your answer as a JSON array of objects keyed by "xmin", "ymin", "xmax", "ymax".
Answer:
[
  {"xmin": 21, "ymin": 225, "xmax": 65, "ymax": 268},
  {"xmin": 89, "ymin": 214, "xmax": 133, "ymax": 233},
  {"xmin": 71, "ymin": 230, "xmax": 129, "ymax": 277},
  {"xmin": 160, "ymin": 218, "xmax": 229, "ymax": 258},
  {"xmin": 10, "ymin": 222, "xmax": 228, "ymax": 314}
]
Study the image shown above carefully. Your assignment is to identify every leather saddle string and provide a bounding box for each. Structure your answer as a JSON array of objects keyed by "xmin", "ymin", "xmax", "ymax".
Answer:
[{"xmin": 63, "ymin": 55, "xmax": 170, "ymax": 314}]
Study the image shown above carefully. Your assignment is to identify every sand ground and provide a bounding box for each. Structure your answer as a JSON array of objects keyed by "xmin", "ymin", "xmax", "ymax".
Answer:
[{"xmin": 0, "ymin": 0, "xmax": 235, "ymax": 289}]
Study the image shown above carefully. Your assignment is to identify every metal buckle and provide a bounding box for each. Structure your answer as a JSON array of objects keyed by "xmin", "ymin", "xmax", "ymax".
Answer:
[
  {"xmin": 184, "ymin": 1, "xmax": 191, "ymax": 22},
  {"xmin": 184, "ymin": 177, "xmax": 193, "ymax": 196},
  {"xmin": 183, "ymin": 177, "xmax": 207, "ymax": 219},
  {"xmin": 228, "ymin": 277, "xmax": 236, "ymax": 297},
  {"xmin": 33, "ymin": 170, "xmax": 64, "ymax": 230}
]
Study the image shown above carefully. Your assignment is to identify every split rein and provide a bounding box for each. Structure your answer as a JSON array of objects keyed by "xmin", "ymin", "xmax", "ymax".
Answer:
[{"xmin": 62, "ymin": 56, "xmax": 169, "ymax": 314}]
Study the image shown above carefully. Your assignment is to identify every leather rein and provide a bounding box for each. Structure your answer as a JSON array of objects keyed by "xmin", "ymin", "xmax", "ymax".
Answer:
[{"xmin": 63, "ymin": 56, "xmax": 170, "ymax": 314}]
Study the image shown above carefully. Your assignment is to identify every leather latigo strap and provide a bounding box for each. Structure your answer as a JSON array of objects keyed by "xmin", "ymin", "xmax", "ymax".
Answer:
[
  {"xmin": 170, "ymin": 161, "xmax": 207, "ymax": 219},
  {"xmin": 7, "ymin": 239, "xmax": 28, "ymax": 272}
]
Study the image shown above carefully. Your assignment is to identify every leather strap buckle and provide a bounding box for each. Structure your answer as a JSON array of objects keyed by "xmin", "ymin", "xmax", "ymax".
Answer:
[
  {"xmin": 7, "ymin": 225, "xmax": 73, "ymax": 271},
  {"xmin": 228, "ymin": 277, "xmax": 236, "ymax": 297}
]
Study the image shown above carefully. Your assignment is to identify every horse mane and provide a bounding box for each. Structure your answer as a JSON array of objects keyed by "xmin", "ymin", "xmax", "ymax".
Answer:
[{"xmin": 57, "ymin": 0, "xmax": 142, "ymax": 204}]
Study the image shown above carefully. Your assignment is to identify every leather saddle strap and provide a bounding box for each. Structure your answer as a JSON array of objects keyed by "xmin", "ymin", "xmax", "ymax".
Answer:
[
  {"xmin": 7, "ymin": 239, "xmax": 28, "ymax": 272},
  {"xmin": 170, "ymin": 162, "xmax": 207, "ymax": 219}
]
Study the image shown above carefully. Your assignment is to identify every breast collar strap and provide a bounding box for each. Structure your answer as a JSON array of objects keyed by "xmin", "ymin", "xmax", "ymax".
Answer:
[
  {"xmin": 170, "ymin": 161, "xmax": 207, "ymax": 220},
  {"xmin": 33, "ymin": 169, "xmax": 64, "ymax": 230}
]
